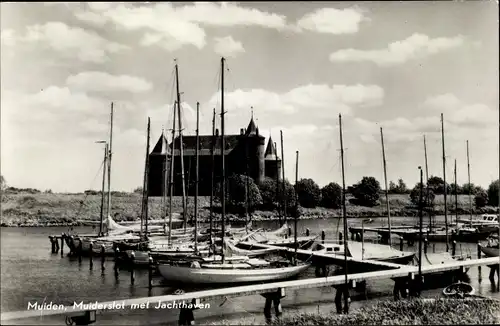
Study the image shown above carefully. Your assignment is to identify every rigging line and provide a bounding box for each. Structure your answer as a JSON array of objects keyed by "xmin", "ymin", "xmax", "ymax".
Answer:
[{"xmin": 75, "ymin": 159, "xmax": 106, "ymax": 218}]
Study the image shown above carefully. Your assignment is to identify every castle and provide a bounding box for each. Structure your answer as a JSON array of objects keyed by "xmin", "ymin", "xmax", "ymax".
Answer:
[{"xmin": 147, "ymin": 117, "xmax": 281, "ymax": 197}]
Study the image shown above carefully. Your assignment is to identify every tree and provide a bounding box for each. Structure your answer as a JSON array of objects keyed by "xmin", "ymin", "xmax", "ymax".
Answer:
[
  {"xmin": 277, "ymin": 179, "xmax": 297, "ymax": 211},
  {"xmin": 389, "ymin": 181, "xmax": 398, "ymax": 194},
  {"xmin": 474, "ymin": 190, "xmax": 488, "ymax": 209},
  {"xmin": 257, "ymin": 177, "xmax": 277, "ymax": 209},
  {"xmin": 462, "ymin": 183, "xmax": 478, "ymax": 195},
  {"xmin": 133, "ymin": 187, "xmax": 143, "ymax": 194},
  {"xmin": 427, "ymin": 175, "xmax": 451, "ymax": 195},
  {"xmin": 0, "ymin": 175, "xmax": 5, "ymax": 192},
  {"xmin": 450, "ymin": 183, "xmax": 462, "ymax": 195},
  {"xmin": 410, "ymin": 183, "xmax": 435, "ymax": 207},
  {"xmin": 295, "ymin": 178, "xmax": 321, "ymax": 208},
  {"xmin": 320, "ymin": 182, "xmax": 342, "ymax": 209},
  {"xmin": 397, "ymin": 178, "xmax": 408, "ymax": 194},
  {"xmin": 351, "ymin": 176, "xmax": 381, "ymax": 207},
  {"xmin": 215, "ymin": 174, "xmax": 263, "ymax": 213},
  {"xmin": 487, "ymin": 179, "xmax": 500, "ymax": 207}
]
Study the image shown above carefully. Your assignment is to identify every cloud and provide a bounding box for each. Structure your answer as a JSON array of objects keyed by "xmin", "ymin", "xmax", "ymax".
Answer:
[
  {"xmin": 208, "ymin": 84, "xmax": 384, "ymax": 118},
  {"xmin": 329, "ymin": 33, "xmax": 465, "ymax": 66},
  {"xmin": 295, "ymin": 7, "xmax": 367, "ymax": 34},
  {"xmin": 66, "ymin": 72, "xmax": 153, "ymax": 93},
  {"xmin": 68, "ymin": 2, "xmax": 286, "ymax": 51},
  {"xmin": 423, "ymin": 93, "xmax": 498, "ymax": 128},
  {"xmin": 2, "ymin": 22, "xmax": 129, "ymax": 63},
  {"xmin": 213, "ymin": 36, "xmax": 245, "ymax": 58}
]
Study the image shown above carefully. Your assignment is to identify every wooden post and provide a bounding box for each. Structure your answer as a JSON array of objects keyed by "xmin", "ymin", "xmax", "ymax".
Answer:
[
  {"xmin": 60, "ymin": 233, "xmax": 65, "ymax": 256},
  {"xmin": 399, "ymin": 236, "xmax": 404, "ymax": 251},
  {"xmin": 306, "ymin": 228, "xmax": 310, "ymax": 236},
  {"xmin": 148, "ymin": 256, "xmax": 153, "ymax": 290},
  {"xmin": 130, "ymin": 252, "xmax": 135, "ymax": 285},
  {"xmin": 321, "ymin": 230, "xmax": 325, "ymax": 244},
  {"xmin": 78, "ymin": 239, "xmax": 82, "ymax": 264},
  {"xmin": 424, "ymin": 238, "xmax": 428, "ymax": 254},
  {"xmin": 101, "ymin": 245, "xmax": 105, "ymax": 272},
  {"xmin": 452, "ymin": 240, "xmax": 456, "ymax": 256},
  {"xmin": 114, "ymin": 247, "xmax": 120, "ymax": 280},
  {"xmin": 49, "ymin": 236, "xmax": 55, "ymax": 253},
  {"xmin": 89, "ymin": 242, "xmax": 94, "ymax": 270}
]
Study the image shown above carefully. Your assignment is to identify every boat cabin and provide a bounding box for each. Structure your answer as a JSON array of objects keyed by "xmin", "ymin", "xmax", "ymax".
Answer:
[{"xmin": 482, "ymin": 214, "xmax": 499, "ymax": 223}]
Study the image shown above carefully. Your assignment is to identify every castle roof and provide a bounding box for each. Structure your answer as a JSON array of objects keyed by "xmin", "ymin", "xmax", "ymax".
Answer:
[
  {"xmin": 264, "ymin": 136, "xmax": 279, "ymax": 160},
  {"xmin": 168, "ymin": 134, "xmax": 240, "ymax": 156},
  {"xmin": 150, "ymin": 132, "xmax": 169, "ymax": 155},
  {"xmin": 245, "ymin": 118, "xmax": 258, "ymax": 136}
]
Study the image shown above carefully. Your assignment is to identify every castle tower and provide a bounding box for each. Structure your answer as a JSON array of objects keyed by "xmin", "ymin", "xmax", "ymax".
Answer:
[
  {"xmin": 264, "ymin": 135, "xmax": 281, "ymax": 180},
  {"xmin": 147, "ymin": 130, "xmax": 170, "ymax": 196},
  {"xmin": 245, "ymin": 117, "xmax": 266, "ymax": 184}
]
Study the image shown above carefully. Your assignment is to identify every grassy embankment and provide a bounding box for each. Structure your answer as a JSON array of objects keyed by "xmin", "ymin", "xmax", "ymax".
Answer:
[
  {"xmin": 1, "ymin": 191, "xmax": 498, "ymax": 227},
  {"xmin": 218, "ymin": 298, "xmax": 500, "ymax": 325}
]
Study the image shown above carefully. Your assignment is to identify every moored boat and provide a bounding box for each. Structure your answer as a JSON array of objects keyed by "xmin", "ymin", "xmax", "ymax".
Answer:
[{"xmin": 442, "ymin": 281, "xmax": 475, "ymax": 298}]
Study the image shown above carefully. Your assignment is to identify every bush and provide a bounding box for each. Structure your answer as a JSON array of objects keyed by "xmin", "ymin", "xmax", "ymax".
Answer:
[
  {"xmin": 295, "ymin": 178, "xmax": 321, "ymax": 208},
  {"xmin": 475, "ymin": 190, "xmax": 489, "ymax": 208},
  {"xmin": 277, "ymin": 179, "xmax": 297, "ymax": 211},
  {"xmin": 215, "ymin": 174, "xmax": 263, "ymax": 213},
  {"xmin": 351, "ymin": 177, "xmax": 381, "ymax": 207},
  {"xmin": 320, "ymin": 182, "xmax": 342, "ymax": 208},
  {"xmin": 427, "ymin": 176, "xmax": 451, "ymax": 195},
  {"xmin": 133, "ymin": 187, "xmax": 143, "ymax": 194},
  {"xmin": 258, "ymin": 177, "xmax": 278, "ymax": 210},
  {"xmin": 487, "ymin": 179, "xmax": 499, "ymax": 207},
  {"xmin": 410, "ymin": 183, "xmax": 435, "ymax": 207}
]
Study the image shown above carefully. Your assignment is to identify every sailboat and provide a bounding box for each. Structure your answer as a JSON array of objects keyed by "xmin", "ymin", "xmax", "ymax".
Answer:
[{"xmin": 157, "ymin": 58, "xmax": 310, "ymax": 284}]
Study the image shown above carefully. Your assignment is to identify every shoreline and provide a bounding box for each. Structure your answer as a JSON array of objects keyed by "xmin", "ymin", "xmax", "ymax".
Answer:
[{"xmin": 1, "ymin": 192, "xmax": 498, "ymax": 228}]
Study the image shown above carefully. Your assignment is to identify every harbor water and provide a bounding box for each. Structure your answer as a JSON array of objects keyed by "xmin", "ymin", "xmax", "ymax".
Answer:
[{"xmin": 1, "ymin": 215, "xmax": 500, "ymax": 325}]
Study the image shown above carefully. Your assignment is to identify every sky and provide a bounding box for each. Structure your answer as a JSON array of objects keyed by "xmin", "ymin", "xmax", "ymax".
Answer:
[{"xmin": 1, "ymin": 1, "xmax": 498, "ymax": 193}]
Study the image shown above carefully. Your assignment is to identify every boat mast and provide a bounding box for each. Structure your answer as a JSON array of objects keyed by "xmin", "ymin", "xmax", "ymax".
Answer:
[
  {"xmin": 144, "ymin": 118, "xmax": 151, "ymax": 237},
  {"xmin": 194, "ymin": 102, "xmax": 200, "ymax": 253},
  {"xmin": 174, "ymin": 61, "xmax": 188, "ymax": 231},
  {"xmin": 220, "ymin": 57, "xmax": 226, "ymax": 264},
  {"xmin": 424, "ymin": 135, "xmax": 431, "ymax": 233},
  {"xmin": 275, "ymin": 141, "xmax": 281, "ymax": 227},
  {"xmin": 168, "ymin": 101, "xmax": 177, "ymax": 246},
  {"xmin": 454, "ymin": 159, "xmax": 458, "ymax": 226},
  {"xmin": 162, "ymin": 128, "xmax": 169, "ymax": 234},
  {"xmin": 106, "ymin": 102, "xmax": 114, "ymax": 235},
  {"xmin": 245, "ymin": 129, "xmax": 250, "ymax": 234},
  {"xmin": 441, "ymin": 113, "xmax": 449, "ymax": 252},
  {"xmin": 210, "ymin": 108, "xmax": 216, "ymax": 240},
  {"xmin": 466, "ymin": 140, "xmax": 472, "ymax": 227},
  {"xmin": 280, "ymin": 130, "xmax": 287, "ymax": 225},
  {"xmin": 99, "ymin": 143, "xmax": 108, "ymax": 237},
  {"xmin": 339, "ymin": 114, "xmax": 349, "ymax": 313},
  {"xmin": 380, "ymin": 127, "xmax": 392, "ymax": 247},
  {"xmin": 294, "ymin": 150, "xmax": 299, "ymax": 265},
  {"xmin": 418, "ymin": 167, "xmax": 424, "ymax": 289}
]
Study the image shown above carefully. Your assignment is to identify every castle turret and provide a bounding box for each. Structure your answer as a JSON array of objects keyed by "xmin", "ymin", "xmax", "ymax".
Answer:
[
  {"xmin": 264, "ymin": 135, "xmax": 281, "ymax": 181},
  {"xmin": 244, "ymin": 117, "xmax": 265, "ymax": 184},
  {"xmin": 147, "ymin": 131, "xmax": 169, "ymax": 196}
]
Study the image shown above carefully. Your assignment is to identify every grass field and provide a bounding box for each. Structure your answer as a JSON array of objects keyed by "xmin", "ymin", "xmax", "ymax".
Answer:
[
  {"xmin": 262, "ymin": 298, "xmax": 500, "ymax": 326},
  {"xmin": 0, "ymin": 191, "xmax": 497, "ymax": 227}
]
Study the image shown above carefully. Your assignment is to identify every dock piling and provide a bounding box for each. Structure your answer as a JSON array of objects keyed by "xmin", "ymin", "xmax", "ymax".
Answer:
[
  {"xmin": 101, "ymin": 245, "xmax": 105, "ymax": 271},
  {"xmin": 130, "ymin": 251, "xmax": 135, "ymax": 285},
  {"xmin": 261, "ymin": 289, "xmax": 285, "ymax": 322},
  {"xmin": 306, "ymin": 228, "xmax": 310, "ymax": 236},
  {"xmin": 114, "ymin": 247, "xmax": 120, "ymax": 280},
  {"xmin": 78, "ymin": 239, "xmax": 82, "ymax": 264},
  {"xmin": 89, "ymin": 242, "xmax": 93, "ymax": 270},
  {"xmin": 60, "ymin": 233, "xmax": 64, "ymax": 256},
  {"xmin": 321, "ymin": 230, "xmax": 325, "ymax": 244},
  {"xmin": 49, "ymin": 236, "xmax": 55, "ymax": 253},
  {"xmin": 452, "ymin": 240, "xmax": 456, "ymax": 257},
  {"xmin": 477, "ymin": 242, "xmax": 482, "ymax": 275},
  {"xmin": 148, "ymin": 256, "xmax": 153, "ymax": 290},
  {"xmin": 424, "ymin": 238, "xmax": 428, "ymax": 254},
  {"xmin": 399, "ymin": 236, "xmax": 403, "ymax": 251}
]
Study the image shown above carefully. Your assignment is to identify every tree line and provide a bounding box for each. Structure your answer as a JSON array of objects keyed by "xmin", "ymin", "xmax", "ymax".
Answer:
[{"xmin": 212, "ymin": 174, "xmax": 500, "ymax": 213}]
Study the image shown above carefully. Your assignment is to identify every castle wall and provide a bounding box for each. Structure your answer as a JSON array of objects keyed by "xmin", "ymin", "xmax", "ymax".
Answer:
[{"xmin": 264, "ymin": 160, "xmax": 282, "ymax": 181}]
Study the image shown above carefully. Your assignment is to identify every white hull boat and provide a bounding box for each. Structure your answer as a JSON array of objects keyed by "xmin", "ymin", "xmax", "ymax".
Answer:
[{"xmin": 157, "ymin": 260, "xmax": 310, "ymax": 284}]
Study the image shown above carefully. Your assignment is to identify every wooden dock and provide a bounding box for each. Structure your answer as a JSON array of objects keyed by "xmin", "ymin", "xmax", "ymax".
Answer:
[{"xmin": 1, "ymin": 252, "xmax": 498, "ymax": 324}]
